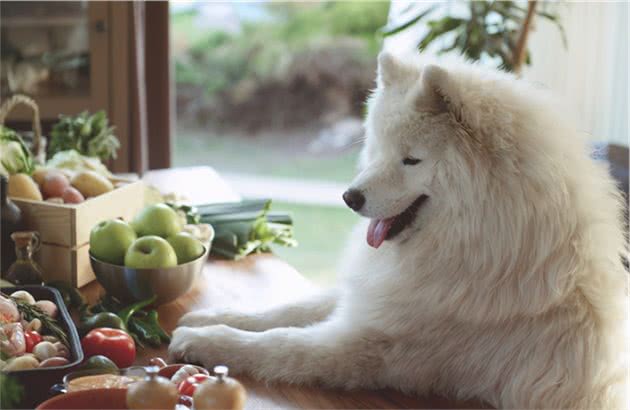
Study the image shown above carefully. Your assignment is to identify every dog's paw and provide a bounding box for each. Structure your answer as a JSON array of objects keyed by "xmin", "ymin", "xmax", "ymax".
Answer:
[
  {"xmin": 168, "ymin": 326, "xmax": 199, "ymax": 363},
  {"xmin": 168, "ymin": 325, "xmax": 246, "ymax": 371},
  {"xmin": 177, "ymin": 310, "xmax": 222, "ymax": 328}
]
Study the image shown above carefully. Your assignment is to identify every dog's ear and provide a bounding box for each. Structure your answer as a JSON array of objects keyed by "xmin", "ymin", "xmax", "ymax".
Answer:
[
  {"xmin": 409, "ymin": 64, "xmax": 450, "ymax": 113},
  {"xmin": 377, "ymin": 52, "xmax": 406, "ymax": 87}
]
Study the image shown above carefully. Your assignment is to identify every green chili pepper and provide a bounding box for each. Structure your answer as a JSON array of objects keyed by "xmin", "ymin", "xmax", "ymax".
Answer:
[
  {"xmin": 117, "ymin": 295, "xmax": 157, "ymax": 328},
  {"xmin": 146, "ymin": 310, "xmax": 170, "ymax": 343},
  {"xmin": 128, "ymin": 317, "xmax": 160, "ymax": 347}
]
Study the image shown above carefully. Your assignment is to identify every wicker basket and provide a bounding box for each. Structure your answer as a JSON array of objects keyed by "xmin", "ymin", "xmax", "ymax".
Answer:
[{"xmin": 0, "ymin": 94, "xmax": 47, "ymax": 164}]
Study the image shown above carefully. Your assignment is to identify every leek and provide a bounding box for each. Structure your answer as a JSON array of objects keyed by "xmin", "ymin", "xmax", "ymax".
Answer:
[{"xmin": 175, "ymin": 200, "xmax": 297, "ymax": 260}]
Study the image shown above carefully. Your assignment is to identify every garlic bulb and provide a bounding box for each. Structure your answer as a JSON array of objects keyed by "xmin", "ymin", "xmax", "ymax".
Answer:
[
  {"xmin": 170, "ymin": 364, "xmax": 201, "ymax": 385},
  {"xmin": 33, "ymin": 341, "xmax": 57, "ymax": 361},
  {"xmin": 10, "ymin": 290, "xmax": 35, "ymax": 305}
]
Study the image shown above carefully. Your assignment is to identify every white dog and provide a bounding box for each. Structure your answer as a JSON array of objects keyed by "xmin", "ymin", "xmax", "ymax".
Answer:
[{"xmin": 169, "ymin": 52, "xmax": 629, "ymax": 409}]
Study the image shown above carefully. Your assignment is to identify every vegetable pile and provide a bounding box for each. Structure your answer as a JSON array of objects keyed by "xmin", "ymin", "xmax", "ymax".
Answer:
[
  {"xmin": 80, "ymin": 294, "xmax": 170, "ymax": 349},
  {"xmin": 0, "ymin": 290, "xmax": 71, "ymax": 372},
  {"xmin": 47, "ymin": 281, "xmax": 171, "ymax": 367},
  {"xmin": 170, "ymin": 200, "xmax": 297, "ymax": 260},
  {"xmin": 1, "ymin": 109, "xmax": 122, "ymax": 205},
  {"xmin": 48, "ymin": 111, "xmax": 120, "ymax": 162}
]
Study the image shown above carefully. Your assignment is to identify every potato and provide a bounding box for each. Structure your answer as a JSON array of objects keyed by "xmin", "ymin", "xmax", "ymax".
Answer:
[
  {"xmin": 31, "ymin": 168, "xmax": 50, "ymax": 186},
  {"xmin": 42, "ymin": 173, "xmax": 70, "ymax": 198},
  {"xmin": 4, "ymin": 355, "xmax": 39, "ymax": 371},
  {"xmin": 62, "ymin": 186, "xmax": 85, "ymax": 204},
  {"xmin": 8, "ymin": 173, "xmax": 42, "ymax": 201},
  {"xmin": 38, "ymin": 357, "xmax": 70, "ymax": 368},
  {"xmin": 71, "ymin": 171, "xmax": 114, "ymax": 197},
  {"xmin": 46, "ymin": 197, "xmax": 64, "ymax": 204}
]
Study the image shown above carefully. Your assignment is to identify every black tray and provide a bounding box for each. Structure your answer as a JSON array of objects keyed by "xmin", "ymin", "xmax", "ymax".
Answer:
[{"xmin": 1, "ymin": 285, "xmax": 84, "ymax": 409}]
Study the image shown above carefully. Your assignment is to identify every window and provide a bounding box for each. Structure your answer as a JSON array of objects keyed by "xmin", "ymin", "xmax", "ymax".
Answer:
[{"xmin": 170, "ymin": 2, "xmax": 390, "ymax": 283}]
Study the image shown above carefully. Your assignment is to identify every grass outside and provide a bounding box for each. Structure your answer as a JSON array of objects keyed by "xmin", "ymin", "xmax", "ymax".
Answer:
[
  {"xmin": 271, "ymin": 201, "xmax": 359, "ymax": 284},
  {"xmin": 173, "ymin": 129, "xmax": 360, "ymax": 183}
]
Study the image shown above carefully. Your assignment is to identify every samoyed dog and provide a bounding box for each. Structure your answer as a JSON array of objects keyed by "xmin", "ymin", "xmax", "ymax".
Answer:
[{"xmin": 170, "ymin": 52, "xmax": 628, "ymax": 409}]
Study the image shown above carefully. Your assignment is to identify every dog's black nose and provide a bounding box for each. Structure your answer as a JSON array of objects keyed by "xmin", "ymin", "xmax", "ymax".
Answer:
[{"xmin": 343, "ymin": 189, "xmax": 365, "ymax": 211}]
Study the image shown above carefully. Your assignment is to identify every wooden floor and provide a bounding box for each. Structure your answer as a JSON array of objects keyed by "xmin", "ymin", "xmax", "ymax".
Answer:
[{"xmin": 82, "ymin": 255, "xmax": 488, "ymax": 409}]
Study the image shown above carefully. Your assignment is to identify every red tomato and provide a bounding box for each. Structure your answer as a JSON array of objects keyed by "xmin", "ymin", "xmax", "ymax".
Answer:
[
  {"xmin": 81, "ymin": 327, "xmax": 136, "ymax": 368},
  {"xmin": 24, "ymin": 331, "xmax": 42, "ymax": 353},
  {"xmin": 177, "ymin": 374, "xmax": 212, "ymax": 396}
]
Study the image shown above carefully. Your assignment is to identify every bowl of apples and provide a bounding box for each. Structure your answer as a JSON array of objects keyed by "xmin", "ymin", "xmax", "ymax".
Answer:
[{"xmin": 89, "ymin": 204, "xmax": 212, "ymax": 305}]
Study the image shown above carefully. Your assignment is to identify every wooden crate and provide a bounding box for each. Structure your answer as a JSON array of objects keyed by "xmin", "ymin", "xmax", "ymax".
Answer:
[
  {"xmin": 12, "ymin": 180, "xmax": 145, "ymax": 286},
  {"xmin": 35, "ymin": 243, "xmax": 92, "ymax": 287}
]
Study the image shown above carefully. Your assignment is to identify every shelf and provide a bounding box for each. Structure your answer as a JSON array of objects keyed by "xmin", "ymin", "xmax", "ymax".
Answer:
[{"xmin": 0, "ymin": 15, "xmax": 87, "ymax": 29}]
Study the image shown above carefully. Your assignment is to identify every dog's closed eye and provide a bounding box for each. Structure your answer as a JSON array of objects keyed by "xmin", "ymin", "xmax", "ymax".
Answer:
[{"xmin": 402, "ymin": 157, "xmax": 422, "ymax": 165}]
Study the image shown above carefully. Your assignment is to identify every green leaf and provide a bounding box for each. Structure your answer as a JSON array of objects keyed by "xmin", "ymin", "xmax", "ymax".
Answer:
[
  {"xmin": 0, "ymin": 374, "xmax": 23, "ymax": 409},
  {"xmin": 381, "ymin": 5, "xmax": 438, "ymax": 36},
  {"xmin": 418, "ymin": 17, "xmax": 465, "ymax": 50}
]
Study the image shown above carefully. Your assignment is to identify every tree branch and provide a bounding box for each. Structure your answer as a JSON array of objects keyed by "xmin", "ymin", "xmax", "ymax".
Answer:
[{"xmin": 513, "ymin": 0, "xmax": 537, "ymax": 74}]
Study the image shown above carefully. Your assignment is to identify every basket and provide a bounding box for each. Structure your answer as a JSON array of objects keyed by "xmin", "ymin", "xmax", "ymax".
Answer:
[{"xmin": 0, "ymin": 94, "xmax": 47, "ymax": 164}]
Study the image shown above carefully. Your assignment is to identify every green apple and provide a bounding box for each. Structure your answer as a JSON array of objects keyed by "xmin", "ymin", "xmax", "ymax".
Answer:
[
  {"xmin": 124, "ymin": 236, "xmax": 177, "ymax": 269},
  {"xmin": 90, "ymin": 219, "xmax": 137, "ymax": 265},
  {"xmin": 167, "ymin": 232, "xmax": 204, "ymax": 264},
  {"xmin": 131, "ymin": 203, "xmax": 182, "ymax": 238}
]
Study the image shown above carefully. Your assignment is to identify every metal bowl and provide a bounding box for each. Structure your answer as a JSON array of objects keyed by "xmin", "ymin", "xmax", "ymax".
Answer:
[{"xmin": 89, "ymin": 246, "xmax": 209, "ymax": 305}]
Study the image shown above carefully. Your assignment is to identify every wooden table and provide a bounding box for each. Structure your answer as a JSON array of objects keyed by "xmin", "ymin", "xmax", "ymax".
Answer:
[{"xmin": 82, "ymin": 255, "xmax": 483, "ymax": 409}]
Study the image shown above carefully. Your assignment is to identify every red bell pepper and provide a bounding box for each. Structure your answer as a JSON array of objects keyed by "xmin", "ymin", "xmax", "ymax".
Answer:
[
  {"xmin": 177, "ymin": 374, "xmax": 212, "ymax": 396},
  {"xmin": 24, "ymin": 330, "xmax": 42, "ymax": 353},
  {"xmin": 81, "ymin": 327, "xmax": 136, "ymax": 368}
]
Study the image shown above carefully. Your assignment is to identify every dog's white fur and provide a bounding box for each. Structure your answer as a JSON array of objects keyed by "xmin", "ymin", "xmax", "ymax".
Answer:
[{"xmin": 169, "ymin": 52, "xmax": 629, "ymax": 409}]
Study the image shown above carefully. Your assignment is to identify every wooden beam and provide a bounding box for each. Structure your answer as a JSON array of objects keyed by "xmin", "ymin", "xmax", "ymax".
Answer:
[{"xmin": 144, "ymin": 1, "xmax": 172, "ymax": 170}]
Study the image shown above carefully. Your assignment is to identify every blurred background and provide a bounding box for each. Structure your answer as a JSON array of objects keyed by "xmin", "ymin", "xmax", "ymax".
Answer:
[{"xmin": 1, "ymin": 1, "xmax": 627, "ymax": 283}]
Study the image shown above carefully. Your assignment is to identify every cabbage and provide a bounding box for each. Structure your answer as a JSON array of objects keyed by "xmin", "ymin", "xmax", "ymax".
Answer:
[
  {"xmin": 46, "ymin": 149, "xmax": 112, "ymax": 177},
  {"xmin": 0, "ymin": 126, "xmax": 34, "ymax": 176}
]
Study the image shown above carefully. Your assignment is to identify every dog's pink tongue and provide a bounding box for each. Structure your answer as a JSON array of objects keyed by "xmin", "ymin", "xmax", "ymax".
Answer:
[{"xmin": 367, "ymin": 218, "xmax": 394, "ymax": 248}]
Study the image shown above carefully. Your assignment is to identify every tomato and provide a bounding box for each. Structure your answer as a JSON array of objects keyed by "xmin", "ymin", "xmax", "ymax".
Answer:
[
  {"xmin": 24, "ymin": 331, "xmax": 43, "ymax": 353},
  {"xmin": 81, "ymin": 327, "xmax": 136, "ymax": 368},
  {"xmin": 177, "ymin": 374, "xmax": 212, "ymax": 396}
]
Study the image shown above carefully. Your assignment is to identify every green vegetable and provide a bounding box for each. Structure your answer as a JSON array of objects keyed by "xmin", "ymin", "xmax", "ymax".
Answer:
[
  {"xmin": 0, "ymin": 126, "xmax": 34, "ymax": 176},
  {"xmin": 117, "ymin": 295, "xmax": 157, "ymax": 328},
  {"xmin": 198, "ymin": 200, "xmax": 297, "ymax": 260},
  {"xmin": 46, "ymin": 149, "xmax": 113, "ymax": 178},
  {"xmin": 0, "ymin": 374, "xmax": 23, "ymax": 409},
  {"xmin": 79, "ymin": 294, "xmax": 169, "ymax": 348},
  {"xmin": 78, "ymin": 312, "xmax": 126, "ymax": 336},
  {"xmin": 166, "ymin": 202, "xmax": 201, "ymax": 225},
  {"xmin": 127, "ymin": 317, "xmax": 160, "ymax": 348},
  {"xmin": 79, "ymin": 355, "xmax": 118, "ymax": 373},
  {"xmin": 48, "ymin": 111, "xmax": 120, "ymax": 161}
]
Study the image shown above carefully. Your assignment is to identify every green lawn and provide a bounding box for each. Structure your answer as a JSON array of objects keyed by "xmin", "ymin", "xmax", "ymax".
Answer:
[
  {"xmin": 173, "ymin": 129, "xmax": 360, "ymax": 183},
  {"xmin": 271, "ymin": 201, "xmax": 359, "ymax": 284}
]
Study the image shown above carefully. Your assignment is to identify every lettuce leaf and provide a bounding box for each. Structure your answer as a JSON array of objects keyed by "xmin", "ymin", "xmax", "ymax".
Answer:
[{"xmin": 0, "ymin": 126, "xmax": 34, "ymax": 176}]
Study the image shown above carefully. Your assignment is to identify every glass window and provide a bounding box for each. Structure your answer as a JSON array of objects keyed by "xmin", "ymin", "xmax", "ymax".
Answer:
[{"xmin": 171, "ymin": 2, "xmax": 391, "ymax": 283}]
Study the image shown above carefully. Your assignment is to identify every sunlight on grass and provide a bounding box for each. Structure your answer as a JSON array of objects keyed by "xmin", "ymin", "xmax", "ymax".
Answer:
[{"xmin": 271, "ymin": 201, "xmax": 359, "ymax": 285}]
